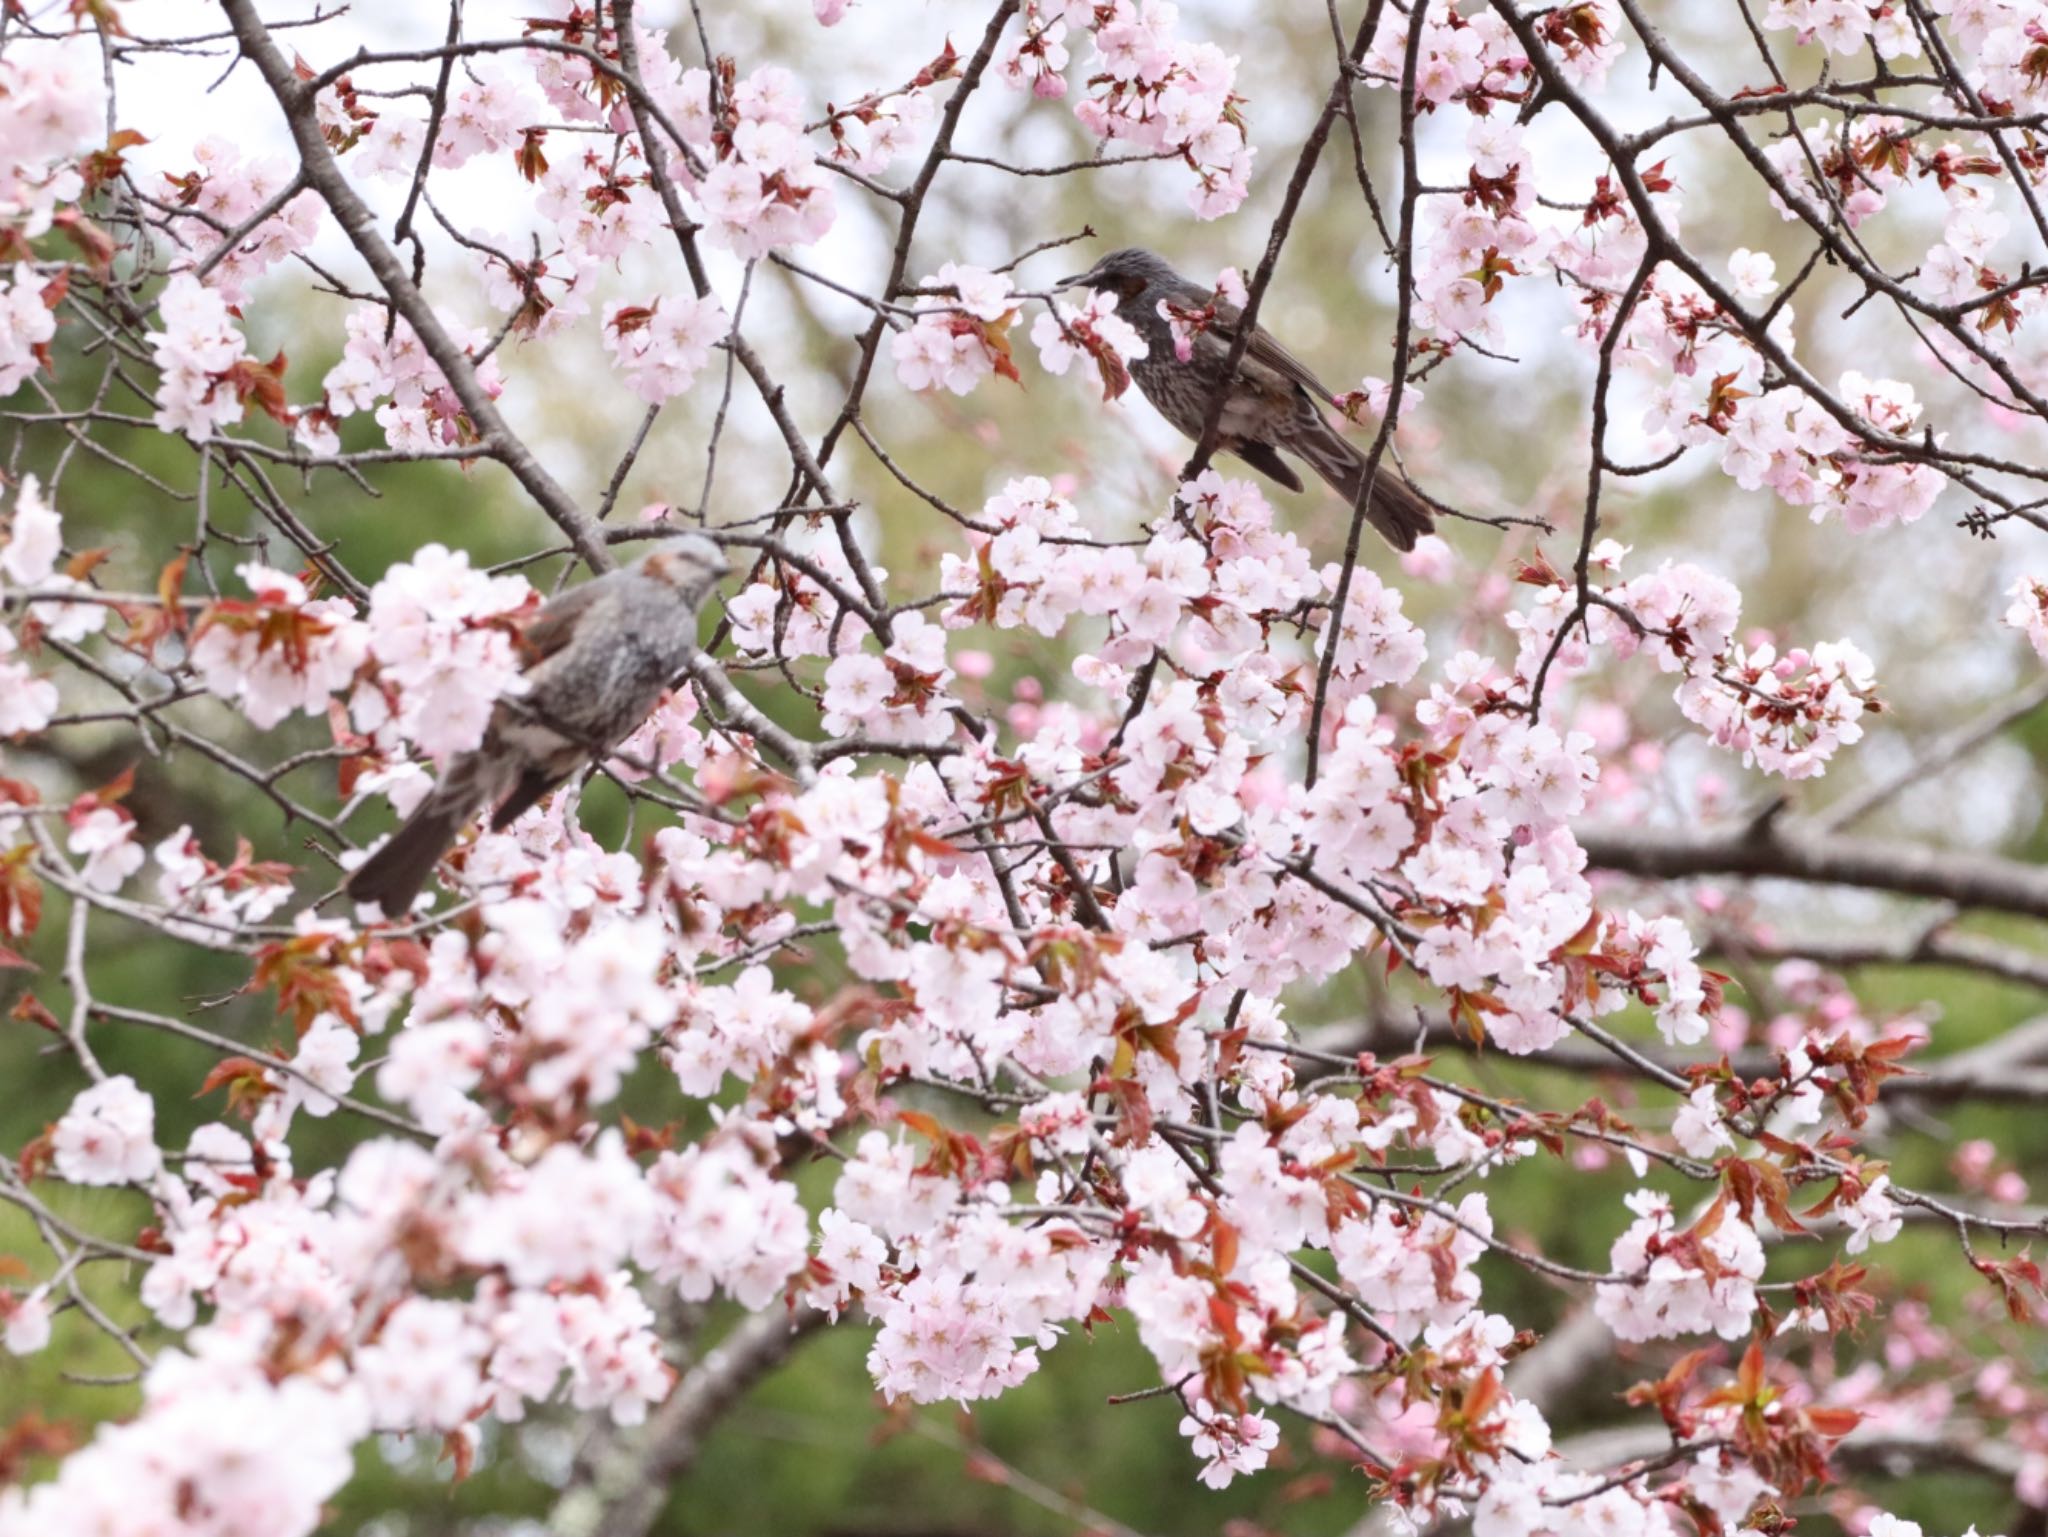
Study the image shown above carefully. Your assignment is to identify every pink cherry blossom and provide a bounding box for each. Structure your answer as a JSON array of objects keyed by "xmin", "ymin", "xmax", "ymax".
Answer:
[
  {"xmin": 1595, "ymin": 1189, "xmax": 1765, "ymax": 1342},
  {"xmin": 603, "ymin": 293, "xmax": 730, "ymax": 404},
  {"xmin": 151, "ymin": 274, "xmax": 264, "ymax": 443},
  {"xmin": 1031, "ymin": 289, "xmax": 1148, "ymax": 395},
  {"xmin": 7, "ymin": 8, "xmax": 2045, "ymax": 1530},
  {"xmin": 355, "ymin": 543, "xmax": 531, "ymax": 762},
  {"xmin": 1, "ymin": 1289, "xmax": 50, "ymax": 1356},
  {"xmin": 67, "ymin": 805, "xmax": 145, "ymax": 893},
  {"xmin": 0, "ymin": 263, "xmax": 57, "ymax": 394},
  {"xmin": 52, "ymin": 1074, "xmax": 161, "ymax": 1185},
  {"xmin": 0, "ymin": 473, "xmax": 60, "ymax": 587}
]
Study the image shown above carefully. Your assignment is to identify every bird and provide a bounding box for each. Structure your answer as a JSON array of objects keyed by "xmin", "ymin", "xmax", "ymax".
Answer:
[
  {"xmin": 344, "ymin": 532, "xmax": 733, "ymax": 915},
  {"xmin": 1057, "ymin": 247, "xmax": 1436, "ymax": 552}
]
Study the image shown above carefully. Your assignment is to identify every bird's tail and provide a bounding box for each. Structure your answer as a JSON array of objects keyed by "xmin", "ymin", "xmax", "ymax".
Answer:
[
  {"xmin": 1292, "ymin": 417, "xmax": 1436, "ymax": 553},
  {"xmin": 343, "ymin": 757, "xmax": 484, "ymax": 916}
]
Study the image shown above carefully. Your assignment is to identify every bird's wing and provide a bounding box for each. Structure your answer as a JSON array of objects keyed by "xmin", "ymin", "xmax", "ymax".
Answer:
[
  {"xmin": 519, "ymin": 577, "xmax": 608, "ymax": 663},
  {"xmin": 1206, "ymin": 295, "xmax": 1341, "ymax": 407}
]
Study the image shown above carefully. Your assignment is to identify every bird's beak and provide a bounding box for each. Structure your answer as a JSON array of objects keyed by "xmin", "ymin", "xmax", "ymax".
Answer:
[{"xmin": 1054, "ymin": 268, "xmax": 1096, "ymax": 291}]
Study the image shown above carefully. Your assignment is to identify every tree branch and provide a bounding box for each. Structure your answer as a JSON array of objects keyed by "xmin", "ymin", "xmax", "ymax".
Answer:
[
  {"xmin": 1577, "ymin": 820, "xmax": 2048, "ymax": 922},
  {"xmin": 551, "ymin": 1309, "xmax": 825, "ymax": 1537},
  {"xmin": 217, "ymin": 0, "xmax": 612, "ymax": 572}
]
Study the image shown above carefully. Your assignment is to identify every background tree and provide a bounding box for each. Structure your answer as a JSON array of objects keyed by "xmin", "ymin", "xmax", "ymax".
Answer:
[{"xmin": 2, "ymin": 1, "xmax": 2046, "ymax": 1534}]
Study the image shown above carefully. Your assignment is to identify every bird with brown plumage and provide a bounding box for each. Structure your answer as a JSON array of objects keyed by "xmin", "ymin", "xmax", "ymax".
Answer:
[{"xmin": 1058, "ymin": 247, "xmax": 1436, "ymax": 553}]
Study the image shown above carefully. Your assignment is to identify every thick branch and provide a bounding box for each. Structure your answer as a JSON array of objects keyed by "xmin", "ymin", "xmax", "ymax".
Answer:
[
  {"xmin": 1315, "ymin": 1010, "xmax": 2048, "ymax": 1104},
  {"xmin": 1577, "ymin": 821, "xmax": 2048, "ymax": 922},
  {"xmin": 551, "ymin": 1310, "xmax": 823, "ymax": 1537}
]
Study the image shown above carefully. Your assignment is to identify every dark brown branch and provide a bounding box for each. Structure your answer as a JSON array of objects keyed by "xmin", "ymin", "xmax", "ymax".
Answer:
[
  {"xmin": 1576, "ymin": 820, "xmax": 2048, "ymax": 923},
  {"xmin": 555, "ymin": 1310, "xmax": 825, "ymax": 1537}
]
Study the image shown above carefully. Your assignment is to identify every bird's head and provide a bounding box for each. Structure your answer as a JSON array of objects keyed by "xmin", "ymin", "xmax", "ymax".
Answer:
[
  {"xmin": 1056, "ymin": 246, "xmax": 1180, "ymax": 304},
  {"xmin": 635, "ymin": 532, "xmax": 733, "ymax": 603}
]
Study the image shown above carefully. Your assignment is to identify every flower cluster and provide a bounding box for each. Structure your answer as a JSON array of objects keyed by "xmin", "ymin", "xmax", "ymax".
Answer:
[
  {"xmin": 1641, "ymin": 325, "xmax": 1948, "ymax": 534},
  {"xmin": 1674, "ymin": 637, "xmax": 1879, "ymax": 780},
  {"xmin": 1512, "ymin": 550, "xmax": 1881, "ymax": 780},
  {"xmin": 52, "ymin": 1075, "xmax": 161, "ymax": 1185},
  {"xmin": 1363, "ymin": 0, "xmax": 1583, "ymax": 107},
  {"xmin": 1031, "ymin": 289, "xmax": 1149, "ymax": 399},
  {"xmin": 0, "ymin": 42, "xmax": 101, "ymax": 239},
  {"xmin": 673, "ymin": 63, "xmax": 838, "ymax": 257},
  {"xmin": 10, "ymin": 4, "xmax": 2047, "ymax": 1531},
  {"xmin": 817, "ymin": 59, "xmax": 941, "ymax": 175},
  {"xmin": 191, "ymin": 563, "xmax": 370, "ymax": 731},
  {"xmin": 3, "ymin": 404, "xmax": 1921, "ymax": 1524},
  {"xmin": 150, "ymin": 275, "xmax": 284, "ymax": 444},
  {"xmin": 891, "ymin": 263, "xmax": 1021, "ymax": 396},
  {"xmin": 188, "ymin": 565, "xmax": 368, "ymax": 733},
  {"xmin": 726, "ymin": 538, "xmax": 887, "ymax": 660},
  {"xmin": 0, "ymin": 1320, "xmax": 368, "ymax": 1537},
  {"xmin": 821, "ymin": 612, "xmax": 959, "ymax": 746},
  {"xmin": 353, "ymin": 544, "xmax": 534, "ymax": 763},
  {"xmin": 602, "ymin": 293, "xmax": 731, "ymax": 405},
  {"xmin": 1594, "ymin": 1189, "xmax": 1766, "ymax": 1341},
  {"xmin": 160, "ymin": 136, "xmax": 322, "ymax": 306},
  {"xmin": 66, "ymin": 795, "xmax": 145, "ymax": 894},
  {"xmin": 0, "ymin": 477, "xmax": 69, "ymax": 735},
  {"xmin": 0, "ymin": 623, "xmax": 55, "ymax": 737},
  {"xmin": 2, "ymin": 474, "xmax": 112, "ymax": 648},
  {"xmin": 1002, "ymin": 0, "xmax": 1254, "ymax": 217},
  {"xmin": 0, "ymin": 262, "xmax": 57, "ymax": 395},
  {"xmin": 1763, "ymin": 0, "xmax": 1923, "ymax": 62},
  {"xmin": 431, "ymin": 65, "xmax": 540, "ymax": 169},
  {"xmin": 2007, "ymin": 576, "xmax": 2048, "ymax": 660},
  {"xmin": 312, "ymin": 303, "xmax": 502, "ymax": 456}
]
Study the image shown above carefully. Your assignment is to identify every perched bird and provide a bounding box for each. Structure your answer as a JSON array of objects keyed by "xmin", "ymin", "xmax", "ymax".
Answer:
[
  {"xmin": 344, "ymin": 533, "xmax": 732, "ymax": 915},
  {"xmin": 1058, "ymin": 247, "xmax": 1436, "ymax": 552}
]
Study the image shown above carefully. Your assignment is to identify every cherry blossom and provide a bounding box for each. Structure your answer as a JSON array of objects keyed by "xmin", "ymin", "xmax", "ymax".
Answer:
[
  {"xmin": 1180, "ymin": 1399, "xmax": 1281, "ymax": 1489},
  {"xmin": 0, "ymin": 263, "xmax": 57, "ymax": 395},
  {"xmin": 0, "ymin": 1289, "xmax": 50, "ymax": 1357},
  {"xmin": 4, "ymin": 4, "xmax": 2044, "ymax": 1531},
  {"xmin": 0, "ymin": 1318, "xmax": 368, "ymax": 1537},
  {"xmin": 1030, "ymin": 289, "xmax": 1147, "ymax": 397},
  {"xmin": 184, "ymin": 562, "xmax": 370, "ymax": 732},
  {"xmin": 162, "ymin": 136, "xmax": 322, "ymax": 305},
  {"xmin": 1006, "ymin": 1, "xmax": 1254, "ymax": 215},
  {"xmin": 680, "ymin": 64, "xmax": 838, "ymax": 256},
  {"xmin": 1727, "ymin": 247, "xmax": 1779, "ymax": 297},
  {"xmin": 0, "ymin": 473, "xmax": 59, "ymax": 587},
  {"xmin": 316, "ymin": 302, "xmax": 502, "ymax": 454},
  {"xmin": 1595, "ymin": 1189, "xmax": 1765, "ymax": 1342},
  {"xmin": 151, "ymin": 274, "xmax": 271, "ymax": 444},
  {"xmin": 2005, "ymin": 576, "xmax": 2048, "ymax": 660},
  {"xmin": 0, "ymin": 626, "xmax": 57, "ymax": 736},
  {"xmin": 354, "ymin": 544, "xmax": 532, "ymax": 762},
  {"xmin": 52, "ymin": 1075, "xmax": 161, "ymax": 1186},
  {"xmin": 0, "ymin": 43, "xmax": 101, "ymax": 237},
  {"xmin": 603, "ymin": 293, "xmax": 731, "ymax": 404},
  {"xmin": 891, "ymin": 263, "xmax": 1023, "ymax": 395}
]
